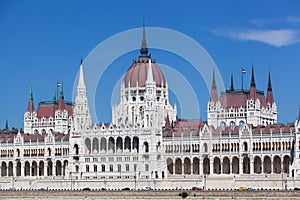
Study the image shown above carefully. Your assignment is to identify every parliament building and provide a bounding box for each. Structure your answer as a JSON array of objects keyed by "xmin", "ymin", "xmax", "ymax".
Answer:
[{"xmin": 0, "ymin": 28, "xmax": 299, "ymax": 190}]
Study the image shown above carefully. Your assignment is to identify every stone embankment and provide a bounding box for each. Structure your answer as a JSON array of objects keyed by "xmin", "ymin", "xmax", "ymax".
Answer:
[{"xmin": 0, "ymin": 190, "xmax": 300, "ymax": 198}]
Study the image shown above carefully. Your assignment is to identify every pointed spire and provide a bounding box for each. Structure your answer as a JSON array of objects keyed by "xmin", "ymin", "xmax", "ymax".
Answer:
[
  {"xmin": 212, "ymin": 69, "xmax": 216, "ymax": 90},
  {"xmin": 267, "ymin": 70, "xmax": 272, "ymax": 91},
  {"xmin": 140, "ymin": 17, "xmax": 148, "ymax": 57},
  {"xmin": 59, "ymin": 82, "xmax": 64, "ymax": 100},
  {"xmin": 229, "ymin": 73, "xmax": 234, "ymax": 91},
  {"xmin": 27, "ymin": 85, "xmax": 34, "ymax": 112},
  {"xmin": 266, "ymin": 70, "xmax": 274, "ymax": 105},
  {"xmin": 58, "ymin": 82, "xmax": 65, "ymax": 110},
  {"xmin": 210, "ymin": 69, "xmax": 218, "ymax": 102},
  {"xmin": 77, "ymin": 60, "xmax": 86, "ymax": 90},
  {"xmin": 5, "ymin": 120, "xmax": 8, "ymax": 131},
  {"xmin": 249, "ymin": 66, "xmax": 256, "ymax": 100},
  {"xmin": 251, "ymin": 65, "xmax": 256, "ymax": 87},
  {"xmin": 29, "ymin": 84, "xmax": 33, "ymax": 101}
]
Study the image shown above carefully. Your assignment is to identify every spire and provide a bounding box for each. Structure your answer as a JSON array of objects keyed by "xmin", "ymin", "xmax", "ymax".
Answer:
[
  {"xmin": 59, "ymin": 82, "xmax": 64, "ymax": 100},
  {"xmin": 27, "ymin": 85, "xmax": 34, "ymax": 113},
  {"xmin": 229, "ymin": 73, "xmax": 234, "ymax": 91},
  {"xmin": 140, "ymin": 17, "xmax": 148, "ymax": 57},
  {"xmin": 5, "ymin": 120, "xmax": 8, "ymax": 131},
  {"xmin": 77, "ymin": 60, "xmax": 86, "ymax": 90},
  {"xmin": 267, "ymin": 70, "xmax": 272, "ymax": 91},
  {"xmin": 266, "ymin": 70, "xmax": 274, "ymax": 105},
  {"xmin": 58, "ymin": 82, "xmax": 65, "ymax": 110},
  {"xmin": 210, "ymin": 69, "xmax": 218, "ymax": 102},
  {"xmin": 251, "ymin": 65, "xmax": 256, "ymax": 87},
  {"xmin": 28, "ymin": 84, "xmax": 33, "ymax": 101},
  {"xmin": 249, "ymin": 66, "xmax": 256, "ymax": 100}
]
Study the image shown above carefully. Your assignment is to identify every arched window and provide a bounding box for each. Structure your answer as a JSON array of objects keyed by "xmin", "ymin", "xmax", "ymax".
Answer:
[
  {"xmin": 144, "ymin": 142, "xmax": 149, "ymax": 153},
  {"xmin": 220, "ymin": 121, "xmax": 226, "ymax": 131},
  {"xmin": 230, "ymin": 121, "xmax": 235, "ymax": 131}
]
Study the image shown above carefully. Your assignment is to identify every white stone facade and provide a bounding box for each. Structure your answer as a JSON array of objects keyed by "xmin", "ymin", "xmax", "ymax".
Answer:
[{"xmin": 0, "ymin": 31, "xmax": 300, "ymax": 190}]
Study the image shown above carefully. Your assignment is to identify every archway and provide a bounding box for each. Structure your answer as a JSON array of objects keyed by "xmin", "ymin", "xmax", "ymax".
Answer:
[
  {"xmin": 39, "ymin": 161, "xmax": 44, "ymax": 176},
  {"xmin": 193, "ymin": 157, "xmax": 200, "ymax": 175},
  {"xmin": 223, "ymin": 157, "xmax": 230, "ymax": 174},
  {"xmin": 243, "ymin": 156, "xmax": 250, "ymax": 174},
  {"xmin": 273, "ymin": 155, "xmax": 281, "ymax": 174},
  {"xmin": 254, "ymin": 156, "xmax": 262, "ymax": 174},
  {"xmin": 100, "ymin": 137, "xmax": 107, "ymax": 152},
  {"xmin": 56, "ymin": 160, "xmax": 62, "ymax": 176},
  {"xmin": 213, "ymin": 157, "xmax": 221, "ymax": 174},
  {"xmin": 283, "ymin": 155, "xmax": 290, "ymax": 174},
  {"xmin": 124, "ymin": 136, "xmax": 131, "ymax": 152},
  {"xmin": 203, "ymin": 157, "xmax": 210, "ymax": 174},
  {"xmin": 175, "ymin": 158, "xmax": 182, "ymax": 174},
  {"xmin": 184, "ymin": 157, "xmax": 191, "ymax": 174},
  {"xmin": 85, "ymin": 138, "xmax": 92, "ymax": 154},
  {"xmin": 92, "ymin": 137, "xmax": 99, "ymax": 153},
  {"xmin": 32, "ymin": 161, "xmax": 38, "ymax": 176},
  {"xmin": 263, "ymin": 156, "xmax": 271, "ymax": 174},
  {"xmin": 232, "ymin": 156, "xmax": 239, "ymax": 174}
]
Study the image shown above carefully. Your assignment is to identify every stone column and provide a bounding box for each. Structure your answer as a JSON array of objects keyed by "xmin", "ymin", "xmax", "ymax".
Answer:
[
  {"xmin": 239, "ymin": 159, "xmax": 243, "ymax": 175},
  {"xmin": 21, "ymin": 162, "xmax": 25, "ymax": 177},
  {"xmin": 210, "ymin": 159, "xmax": 213, "ymax": 174}
]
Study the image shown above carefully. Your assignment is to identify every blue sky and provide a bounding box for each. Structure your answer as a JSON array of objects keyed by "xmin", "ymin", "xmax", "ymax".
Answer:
[{"xmin": 1, "ymin": 0, "xmax": 300, "ymax": 129}]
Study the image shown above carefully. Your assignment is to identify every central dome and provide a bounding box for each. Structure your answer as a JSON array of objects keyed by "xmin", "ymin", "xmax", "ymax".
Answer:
[
  {"xmin": 123, "ymin": 26, "xmax": 166, "ymax": 88},
  {"xmin": 124, "ymin": 57, "xmax": 166, "ymax": 88}
]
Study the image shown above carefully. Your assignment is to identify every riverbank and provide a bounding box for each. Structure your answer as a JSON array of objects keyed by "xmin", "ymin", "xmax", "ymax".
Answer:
[{"xmin": 0, "ymin": 190, "xmax": 300, "ymax": 199}]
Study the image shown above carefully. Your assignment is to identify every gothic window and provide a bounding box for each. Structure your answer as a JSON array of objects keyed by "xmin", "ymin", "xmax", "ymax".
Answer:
[
  {"xmin": 230, "ymin": 121, "xmax": 235, "ymax": 131},
  {"xmin": 239, "ymin": 121, "xmax": 245, "ymax": 128},
  {"xmin": 220, "ymin": 122, "xmax": 226, "ymax": 131}
]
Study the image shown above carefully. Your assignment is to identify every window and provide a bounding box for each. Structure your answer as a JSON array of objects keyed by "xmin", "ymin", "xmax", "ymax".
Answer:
[
  {"xmin": 230, "ymin": 121, "xmax": 235, "ymax": 131},
  {"xmin": 110, "ymin": 164, "xmax": 113, "ymax": 172},
  {"xmin": 126, "ymin": 164, "xmax": 129, "ymax": 172},
  {"xmin": 145, "ymin": 164, "xmax": 149, "ymax": 171},
  {"xmin": 94, "ymin": 165, "xmax": 97, "ymax": 172},
  {"xmin": 134, "ymin": 164, "xmax": 137, "ymax": 172},
  {"xmin": 118, "ymin": 164, "xmax": 121, "ymax": 172},
  {"xmin": 101, "ymin": 165, "xmax": 105, "ymax": 172},
  {"xmin": 86, "ymin": 165, "xmax": 89, "ymax": 172}
]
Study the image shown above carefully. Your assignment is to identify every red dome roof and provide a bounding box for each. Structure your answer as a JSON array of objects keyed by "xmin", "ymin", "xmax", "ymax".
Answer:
[{"xmin": 124, "ymin": 57, "xmax": 166, "ymax": 88}]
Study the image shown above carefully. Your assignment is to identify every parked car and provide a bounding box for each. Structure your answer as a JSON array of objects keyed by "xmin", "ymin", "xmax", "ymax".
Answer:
[
  {"xmin": 141, "ymin": 186, "xmax": 152, "ymax": 191},
  {"xmin": 237, "ymin": 187, "xmax": 247, "ymax": 191},
  {"xmin": 192, "ymin": 186, "xmax": 202, "ymax": 190},
  {"xmin": 7, "ymin": 188, "xmax": 16, "ymax": 191},
  {"xmin": 83, "ymin": 187, "xmax": 91, "ymax": 191},
  {"xmin": 121, "ymin": 187, "xmax": 130, "ymax": 191},
  {"xmin": 101, "ymin": 187, "xmax": 107, "ymax": 191}
]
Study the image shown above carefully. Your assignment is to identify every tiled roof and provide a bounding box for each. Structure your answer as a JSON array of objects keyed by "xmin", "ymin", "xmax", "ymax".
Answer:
[
  {"xmin": 123, "ymin": 57, "xmax": 166, "ymax": 88},
  {"xmin": 36, "ymin": 101, "xmax": 73, "ymax": 118}
]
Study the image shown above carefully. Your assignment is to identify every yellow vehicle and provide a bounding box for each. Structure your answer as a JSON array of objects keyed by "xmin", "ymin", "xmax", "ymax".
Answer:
[{"xmin": 237, "ymin": 187, "xmax": 247, "ymax": 191}]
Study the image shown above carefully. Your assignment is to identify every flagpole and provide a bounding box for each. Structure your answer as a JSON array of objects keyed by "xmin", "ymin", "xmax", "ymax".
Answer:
[{"xmin": 241, "ymin": 68, "xmax": 244, "ymax": 91}]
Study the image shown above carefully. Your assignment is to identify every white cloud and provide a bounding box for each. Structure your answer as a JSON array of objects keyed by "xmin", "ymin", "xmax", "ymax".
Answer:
[{"xmin": 213, "ymin": 29, "xmax": 300, "ymax": 47}]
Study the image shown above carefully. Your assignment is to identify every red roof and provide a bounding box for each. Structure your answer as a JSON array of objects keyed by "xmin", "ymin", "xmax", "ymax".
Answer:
[
  {"xmin": 37, "ymin": 102, "xmax": 73, "ymax": 119},
  {"xmin": 123, "ymin": 57, "xmax": 166, "ymax": 88},
  {"xmin": 219, "ymin": 90, "xmax": 266, "ymax": 109}
]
